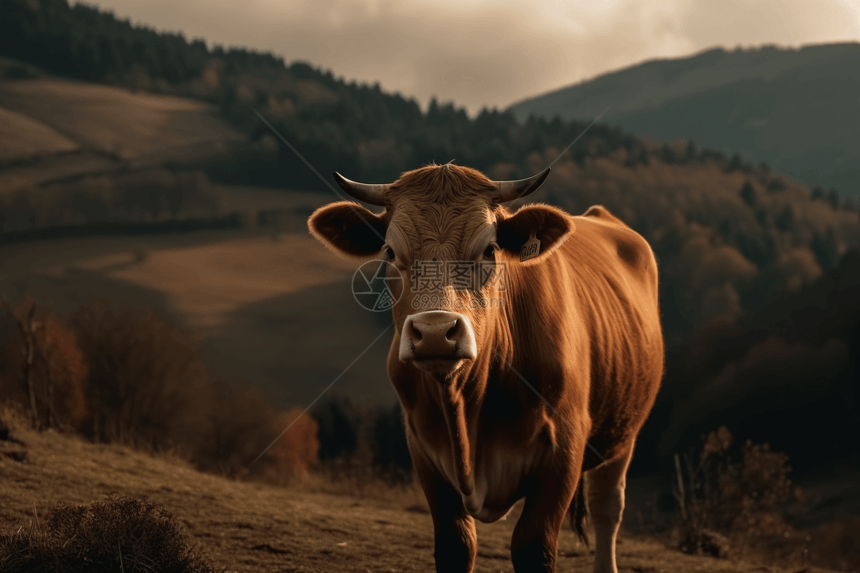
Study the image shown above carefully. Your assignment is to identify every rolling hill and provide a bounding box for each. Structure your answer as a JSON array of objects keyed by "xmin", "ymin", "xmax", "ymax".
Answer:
[
  {"xmin": 507, "ymin": 42, "xmax": 860, "ymax": 198},
  {"xmin": 0, "ymin": 57, "xmax": 245, "ymax": 195}
]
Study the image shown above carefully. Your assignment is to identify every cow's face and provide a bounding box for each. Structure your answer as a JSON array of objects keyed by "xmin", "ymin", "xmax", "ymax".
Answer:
[{"xmin": 308, "ymin": 164, "xmax": 574, "ymax": 378}]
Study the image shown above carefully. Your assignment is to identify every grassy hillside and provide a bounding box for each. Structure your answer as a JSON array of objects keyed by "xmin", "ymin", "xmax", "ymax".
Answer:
[
  {"xmin": 0, "ymin": 406, "xmax": 841, "ymax": 573},
  {"xmin": 0, "ymin": 76, "xmax": 244, "ymax": 165},
  {"xmin": 508, "ymin": 43, "xmax": 860, "ymax": 198},
  {"xmin": 0, "ymin": 72, "xmax": 245, "ymax": 195},
  {"xmin": 0, "ymin": 105, "xmax": 78, "ymax": 163},
  {"xmin": 0, "ymin": 192, "xmax": 395, "ymax": 411}
]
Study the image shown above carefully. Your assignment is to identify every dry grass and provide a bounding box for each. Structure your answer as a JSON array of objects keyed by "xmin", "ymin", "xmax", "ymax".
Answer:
[
  {"xmin": 0, "ymin": 152, "xmax": 119, "ymax": 194},
  {"xmin": 0, "ymin": 77, "xmax": 244, "ymax": 162},
  {"xmin": 0, "ymin": 105, "xmax": 79, "ymax": 163},
  {"xmin": 69, "ymin": 232, "xmax": 356, "ymax": 332},
  {"xmin": 0, "ymin": 405, "xmax": 839, "ymax": 573}
]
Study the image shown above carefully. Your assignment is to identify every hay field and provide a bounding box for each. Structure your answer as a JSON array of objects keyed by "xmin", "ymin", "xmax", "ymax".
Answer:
[
  {"xmin": 0, "ymin": 77, "xmax": 244, "ymax": 164},
  {"xmin": 0, "ymin": 201, "xmax": 396, "ymax": 408},
  {"xmin": 0, "ymin": 105, "xmax": 79, "ymax": 163}
]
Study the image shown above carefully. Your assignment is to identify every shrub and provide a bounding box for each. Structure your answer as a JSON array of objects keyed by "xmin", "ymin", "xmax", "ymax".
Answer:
[
  {"xmin": 672, "ymin": 426, "xmax": 802, "ymax": 557},
  {"xmin": 191, "ymin": 375, "xmax": 278, "ymax": 477},
  {"xmin": 0, "ymin": 495, "xmax": 213, "ymax": 573},
  {"xmin": 70, "ymin": 299, "xmax": 206, "ymax": 449},
  {"xmin": 269, "ymin": 407, "xmax": 320, "ymax": 479},
  {"xmin": 371, "ymin": 403, "xmax": 412, "ymax": 482},
  {"xmin": 313, "ymin": 397, "xmax": 361, "ymax": 462},
  {"xmin": 0, "ymin": 297, "xmax": 88, "ymax": 431}
]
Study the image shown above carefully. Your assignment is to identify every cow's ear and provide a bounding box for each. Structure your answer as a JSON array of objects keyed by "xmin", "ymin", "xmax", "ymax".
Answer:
[
  {"xmin": 308, "ymin": 201, "xmax": 387, "ymax": 259},
  {"xmin": 496, "ymin": 203, "xmax": 574, "ymax": 265}
]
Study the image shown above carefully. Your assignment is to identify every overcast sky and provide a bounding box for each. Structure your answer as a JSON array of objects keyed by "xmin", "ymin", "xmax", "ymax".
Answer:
[{"xmin": 76, "ymin": 0, "xmax": 860, "ymax": 116}]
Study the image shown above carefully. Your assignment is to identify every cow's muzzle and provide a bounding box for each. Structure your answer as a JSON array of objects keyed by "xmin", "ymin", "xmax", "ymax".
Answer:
[{"xmin": 399, "ymin": 310, "xmax": 477, "ymax": 374}]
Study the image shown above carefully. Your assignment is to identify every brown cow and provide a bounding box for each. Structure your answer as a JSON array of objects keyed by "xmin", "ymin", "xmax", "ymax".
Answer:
[{"xmin": 307, "ymin": 163, "xmax": 664, "ymax": 573}]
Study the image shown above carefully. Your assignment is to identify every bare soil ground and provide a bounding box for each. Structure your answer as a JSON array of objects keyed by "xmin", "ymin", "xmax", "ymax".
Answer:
[{"xmin": 0, "ymin": 408, "xmax": 833, "ymax": 573}]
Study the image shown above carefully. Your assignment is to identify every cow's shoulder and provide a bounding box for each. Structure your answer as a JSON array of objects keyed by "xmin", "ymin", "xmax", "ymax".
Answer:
[
  {"xmin": 579, "ymin": 205, "xmax": 656, "ymax": 280},
  {"xmin": 582, "ymin": 205, "xmax": 620, "ymax": 222}
]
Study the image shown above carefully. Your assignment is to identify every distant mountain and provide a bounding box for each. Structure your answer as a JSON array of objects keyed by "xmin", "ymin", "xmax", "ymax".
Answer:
[{"xmin": 508, "ymin": 43, "xmax": 860, "ymax": 199}]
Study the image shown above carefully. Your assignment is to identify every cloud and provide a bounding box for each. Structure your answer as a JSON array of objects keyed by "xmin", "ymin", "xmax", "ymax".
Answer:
[{"xmin": 78, "ymin": 0, "xmax": 860, "ymax": 115}]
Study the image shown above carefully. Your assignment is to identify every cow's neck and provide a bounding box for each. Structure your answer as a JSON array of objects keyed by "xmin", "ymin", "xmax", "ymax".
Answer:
[
  {"xmin": 427, "ymin": 304, "xmax": 510, "ymax": 497},
  {"xmin": 435, "ymin": 380, "xmax": 475, "ymax": 495}
]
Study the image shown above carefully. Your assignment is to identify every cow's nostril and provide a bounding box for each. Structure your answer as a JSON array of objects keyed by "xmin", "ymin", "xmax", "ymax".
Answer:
[
  {"xmin": 446, "ymin": 322, "xmax": 458, "ymax": 341},
  {"xmin": 399, "ymin": 310, "xmax": 477, "ymax": 364}
]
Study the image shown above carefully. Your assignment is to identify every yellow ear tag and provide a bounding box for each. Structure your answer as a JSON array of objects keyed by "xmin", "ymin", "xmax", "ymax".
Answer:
[{"xmin": 520, "ymin": 232, "xmax": 541, "ymax": 262}]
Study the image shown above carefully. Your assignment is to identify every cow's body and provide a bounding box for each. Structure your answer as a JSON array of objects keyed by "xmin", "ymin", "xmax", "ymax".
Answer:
[{"xmin": 309, "ymin": 164, "xmax": 664, "ymax": 573}]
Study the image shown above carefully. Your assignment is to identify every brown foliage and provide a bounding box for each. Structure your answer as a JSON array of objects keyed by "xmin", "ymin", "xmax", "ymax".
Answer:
[
  {"xmin": 2, "ymin": 295, "xmax": 326, "ymax": 483},
  {"xmin": 190, "ymin": 376, "xmax": 277, "ymax": 477},
  {"xmin": 513, "ymin": 152, "xmax": 860, "ymax": 335},
  {"xmin": 69, "ymin": 298, "xmax": 206, "ymax": 449},
  {"xmin": 672, "ymin": 427, "xmax": 806, "ymax": 561},
  {"xmin": 270, "ymin": 407, "xmax": 319, "ymax": 479},
  {"xmin": 0, "ymin": 297, "xmax": 88, "ymax": 430}
]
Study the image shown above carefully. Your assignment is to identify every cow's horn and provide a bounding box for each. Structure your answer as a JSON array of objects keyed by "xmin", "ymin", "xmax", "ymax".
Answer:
[
  {"xmin": 494, "ymin": 167, "xmax": 551, "ymax": 202},
  {"xmin": 333, "ymin": 172, "xmax": 389, "ymax": 206}
]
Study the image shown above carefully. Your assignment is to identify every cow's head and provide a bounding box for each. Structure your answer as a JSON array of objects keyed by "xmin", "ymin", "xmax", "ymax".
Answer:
[{"xmin": 308, "ymin": 163, "xmax": 574, "ymax": 378}]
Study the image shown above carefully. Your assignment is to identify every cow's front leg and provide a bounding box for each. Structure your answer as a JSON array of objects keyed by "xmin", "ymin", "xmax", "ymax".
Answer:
[
  {"xmin": 413, "ymin": 449, "xmax": 477, "ymax": 572},
  {"xmin": 511, "ymin": 463, "xmax": 579, "ymax": 573}
]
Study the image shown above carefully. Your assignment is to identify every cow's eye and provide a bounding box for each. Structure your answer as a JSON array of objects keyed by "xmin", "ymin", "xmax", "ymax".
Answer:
[
  {"xmin": 386, "ymin": 247, "xmax": 396, "ymax": 260},
  {"xmin": 483, "ymin": 245, "xmax": 495, "ymax": 258}
]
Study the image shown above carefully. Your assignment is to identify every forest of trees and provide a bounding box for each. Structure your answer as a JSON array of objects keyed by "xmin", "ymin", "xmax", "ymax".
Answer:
[{"xmin": 0, "ymin": 0, "xmax": 743, "ymax": 188}]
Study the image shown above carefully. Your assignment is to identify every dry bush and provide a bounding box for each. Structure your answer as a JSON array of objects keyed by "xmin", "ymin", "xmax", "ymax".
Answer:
[
  {"xmin": 672, "ymin": 426, "xmax": 806, "ymax": 560},
  {"xmin": 299, "ymin": 400, "xmax": 419, "ymax": 503},
  {"xmin": 807, "ymin": 516, "xmax": 860, "ymax": 571},
  {"xmin": 70, "ymin": 299, "xmax": 207, "ymax": 449},
  {"xmin": 371, "ymin": 403, "xmax": 412, "ymax": 483},
  {"xmin": 190, "ymin": 375, "xmax": 278, "ymax": 478},
  {"xmin": 0, "ymin": 297, "xmax": 88, "ymax": 431},
  {"xmin": 313, "ymin": 397, "xmax": 361, "ymax": 463},
  {"xmin": 1, "ymin": 296, "xmax": 318, "ymax": 482},
  {"xmin": 268, "ymin": 407, "xmax": 319, "ymax": 480},
  {"xmin": 0, "ymin": 495, "xmax": 213, "ymax": 573}
]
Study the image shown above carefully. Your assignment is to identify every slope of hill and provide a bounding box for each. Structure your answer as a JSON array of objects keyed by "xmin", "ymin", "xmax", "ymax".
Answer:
[
  {"xmin": 0, "ymin": 70, "xmax": 246, "ymax": 194},
  {"xmin": 0, "ymin": 76, "xmax": 244, "ymax": 164},
  {"xmin": 0, "ymin": 106, "xmax": 78, "ymax": 163},
  {"xmin": 507, "ymin": 43, "xmax": 860, "ymax": 198},
  {"xmin": 0, "ymin": 192, "xmax": 397, "ymax": 411},
  {"xmin": 0, "ymin": 407, "xmax": 839, "ymax": 573}
]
